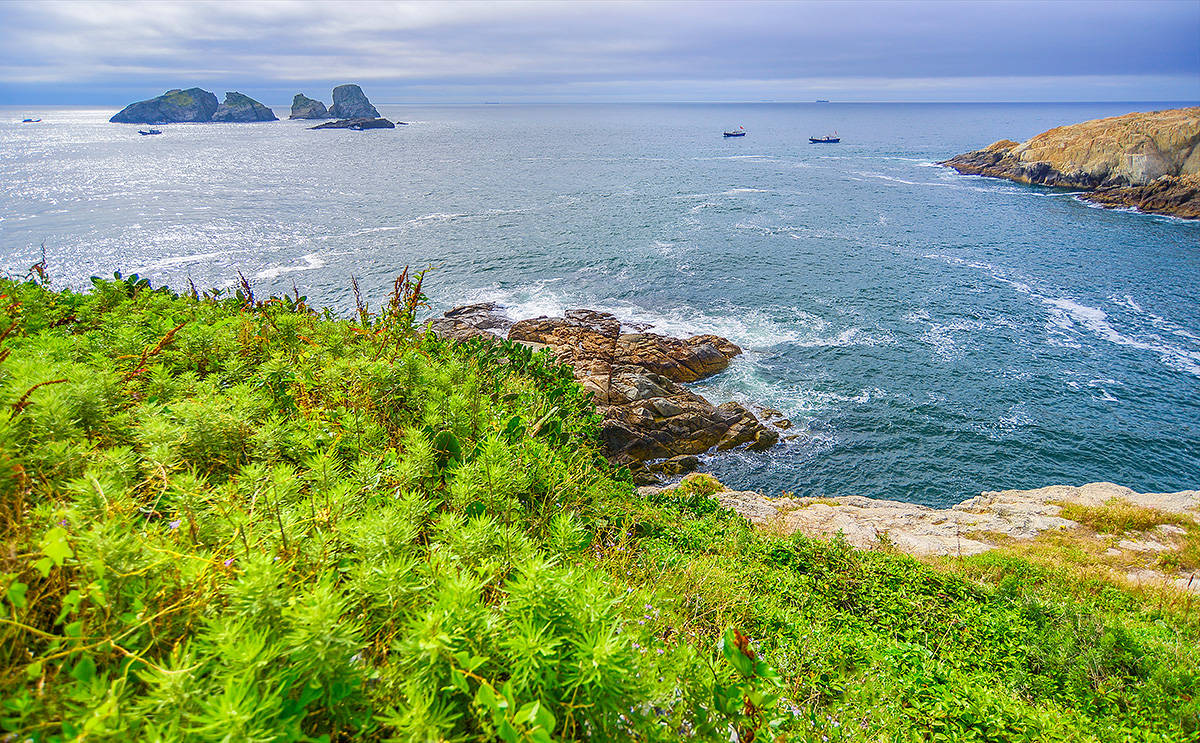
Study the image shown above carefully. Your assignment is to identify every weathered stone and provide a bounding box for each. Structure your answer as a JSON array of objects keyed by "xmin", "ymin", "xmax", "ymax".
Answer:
[
  {"xmin": 432, "ymin": 304, "xmax": 780, "ymax": 471},
  {"xmin": 110, "ymin": 88, "xmax": 219, "ymax": 123},
  {"xmin": 329, "ymin": 84, "xmax": 380, "ymax": 119},
  {"xmin": 309, "ymin": 117, "xmax": 395, "ymax": 130},
  {"xmin": 942, "ymin": 107, "xmax": 1200, "ymax": 219},
  {"xmin": 290, "ymin": 93, "xmax": 330, "ymax": 119},
  {"xmin": 211, "ymin": 92, "xmax": 277, "ymax": 122}
]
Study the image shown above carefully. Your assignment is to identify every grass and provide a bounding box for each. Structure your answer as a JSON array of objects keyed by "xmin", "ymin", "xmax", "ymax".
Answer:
[
  {"xmin": 0, "ymin": 272, "xmax": 1197, "ymax": 742},
  {"xmin": 1058, "ymin": 498, "xmax": 1192, "ymax": 535}
]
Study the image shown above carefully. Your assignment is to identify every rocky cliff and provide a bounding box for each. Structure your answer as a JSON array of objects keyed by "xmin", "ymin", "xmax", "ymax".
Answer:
[
  {"xmin": 210, "ymin": 92, "xmax": 278, "ymax": 122},
  {"xmin": 289, "ymin": 93, "xmax": 330, "ymax": 119},
  {"xmin": 942, "ymin": 107, "xmax": 1200, "ymax": 218},
  {"xmin": 328, "ymin": 84, "xmax": 380, "ymax": 119},
  {"xmin": 109, "ymin": 88, "xmax": 220, "ymax": 123},
  {"xmin": 428, "ymin": 304, "xmax": 785, "ymax": 481}
]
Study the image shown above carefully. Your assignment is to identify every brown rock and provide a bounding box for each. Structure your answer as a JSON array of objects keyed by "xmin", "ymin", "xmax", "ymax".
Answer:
[{"xmin": 432, "ymin": 304, "xmax": 780, "ymax": 471}]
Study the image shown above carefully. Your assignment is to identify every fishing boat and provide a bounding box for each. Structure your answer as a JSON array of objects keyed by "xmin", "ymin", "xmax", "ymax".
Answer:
[
  {"xmin": 22, "ymin": 118, "xmax": 41, "ymax": 123},
  {"xmin": 724, "ymin": 126, "xmax": 746, "ymax": 137},
  {"xmin": 138, "ymin": 129, "xmax": 163, "ymax": 136},
  {"xmin": 809, "ymin": 132, "xmax": 840, "ymax": 143}
]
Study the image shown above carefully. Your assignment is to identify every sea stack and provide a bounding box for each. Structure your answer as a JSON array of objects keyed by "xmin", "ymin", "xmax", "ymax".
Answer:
[
  {"xmin": 289, "ymin": 93, "xmax": 330, "ymax": 119},
  {"xmin": 210, "ymin": 92, "xmax": 278, "ymax": 122},
  {"xmin": 328, "ymin": 84, "xmax": 380, "ymax": 119},
  {"xmin": 109, "ymin": 88, "xmax": 220, "ymax": 123},
  {"xmin": 941, "ymin": 107, "xmax": 1200, "ymax": 219}
]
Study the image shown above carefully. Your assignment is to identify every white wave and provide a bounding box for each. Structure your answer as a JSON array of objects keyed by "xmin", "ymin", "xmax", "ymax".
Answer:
[
  {"xmin": 137, "ymin": 249, "xmax": 245, "ymax": 270},
  {"xmin": 254, "ymin": 253, "xmax": 326, "ymax": 280},
  {"xmin": 1043, "ymin": 297, "xmax": 1200, "ymax": 375}
]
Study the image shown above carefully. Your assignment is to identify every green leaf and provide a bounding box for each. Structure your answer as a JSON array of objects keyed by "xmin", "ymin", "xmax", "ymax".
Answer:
[
  {"xmin": 70, "ymin": 655, "xmax": 96, "ymax": 684},
  {"xmin": 24, "ymin": 661, "xmax": 42, "ymax": 680},
  {"xmin": 449, "ymin": 671, "xmax": 470, "ymax": 695},
  {"xmin": 432, "ymin": 429, "xmax": 464, "ymax": 471},
  {"xmin": 6, "ymin": 580, "xmax": 28, "ymax": 609},
  {"xmin": 497, "ymin": 718, "xmax": 519, "ymax": 743},
  {"xmin": 475, "ymin": 683, "xmax": 499, "ymax": 714},
  {"xmin": 40, "ymin": 526, "xmax": 74, "ymax": 567}
]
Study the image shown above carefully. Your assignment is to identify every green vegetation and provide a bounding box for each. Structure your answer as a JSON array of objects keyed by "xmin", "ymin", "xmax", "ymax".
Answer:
[
  {"xmin": 1, "ymin": 272, "xmax": 1197, "ymax": 741},
  {"xmin": 1058, "ymin": 498, "xmax": 1192, "ymax": 536}
]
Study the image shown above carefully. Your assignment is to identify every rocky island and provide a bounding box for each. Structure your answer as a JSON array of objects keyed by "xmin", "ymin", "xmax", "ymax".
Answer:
[
  {"xmin": 109, "ymin": 87, "xmax": 219, "ymax": 123},
  {"xmin": 109, "ymin": 83, "xmax": 393, "ymax": 126},
  {"xmin": 942, "ymin": 106, "xmax": 1200, "ymax": 219},
  {"xmin": 211, "ymin": 91, "xmax": 278, "ymax": 122},
  {"xmin": 289, "ymin": 93, "xmax": 330, "ymax": 119}
]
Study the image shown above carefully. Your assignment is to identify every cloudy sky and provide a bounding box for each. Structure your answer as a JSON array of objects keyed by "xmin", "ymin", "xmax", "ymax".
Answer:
[{"xmin": 1, "ymin": 0, "xmax": 1197, "ymax": 105}]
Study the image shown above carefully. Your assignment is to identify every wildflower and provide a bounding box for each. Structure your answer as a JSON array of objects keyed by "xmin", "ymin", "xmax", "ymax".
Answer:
[
  {"xmin": 223, "ymin": 557, "xmax": 235, "ymax": 567},
  {"xmin": 168, "ymin": 519, "xmax": 182, "ymax": 530}
]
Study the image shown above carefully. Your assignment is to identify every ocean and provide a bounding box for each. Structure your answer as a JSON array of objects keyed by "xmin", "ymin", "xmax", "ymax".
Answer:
[{"xmin": 2, "ymin": 101, "xmax": 1197, "ymax": 507}]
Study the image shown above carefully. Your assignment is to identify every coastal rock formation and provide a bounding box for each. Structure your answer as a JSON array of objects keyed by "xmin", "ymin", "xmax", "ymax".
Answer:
[
  {"xmin": 309, "ymin": 117, "xmax": 396, "ymax": 130},
  {"xmin": 428, "ymin": 304, "xmax": 779, "ymax": 478},
  {"xmin": 942, "ymin": 107, "xmax": 1200, "ymax": 218},
  {"xmin": 1084, "ymin": 174, "xmax": 1200, "ymax": 220},
  {"xmin": 110, "ymin": 88, "xmax": 220, "ymax": 123},
  {"xmin": 289, "ymin": 93, "xmax": 330, "ymax": 119},
  {"xmin": 328, "ymin": 84, "xmax": 380, "ymax": 119},
  {"xmin": 211, "ymin": 92, "xmax": 278, "ymax": 122},
  {"xmin": 647, "ymin": 478, "xmax": 1199, "ymax": 591}
]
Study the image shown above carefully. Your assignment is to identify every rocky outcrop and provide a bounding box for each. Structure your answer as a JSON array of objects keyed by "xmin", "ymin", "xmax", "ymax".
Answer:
[
  {"xmin": 211, "ymin": 92, "xmax": 278, "ymax": 122},
  {"xmin": 110, "ymin": 88, "xmax": 220, "ymax": 123},
  {"xmin": 309, "ymin": 117, "xmax": 396, "ymax": 130},
  {"xmin": 645, "ymin": 477, "xmax": 1199, "ymax": 592},
  {"xmin": 328, "ymin": 84, "xmax": 380, "ymax": 119},
  {"xmin": 1084, "ymin": 174, "xmax": 1200, "ymax": 220},
  {"xmin": 428, "ymin": 304, "xmax": 780, "ymax": 479},
  {"xmin": 942, "ymin": 107, "xmax": 1200, "ymax": 218},
  {"xmin": 289, "ymin": 94, "xmax": 330, "ymax": 119}
]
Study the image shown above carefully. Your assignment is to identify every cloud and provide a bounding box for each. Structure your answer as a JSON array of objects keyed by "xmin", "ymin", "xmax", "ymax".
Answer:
[{"xmin": 1, "ymin": 0, "xmax": 1197, "ymax": 103}]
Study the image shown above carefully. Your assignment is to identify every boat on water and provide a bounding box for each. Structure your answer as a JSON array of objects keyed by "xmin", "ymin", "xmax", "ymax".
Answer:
[
  {"xmin": 22, "ymin": 118, "xmax": 41, "ymax": 123},
  {"xmin": 724, "ymin": 126, "xmax": 746, "ymax": 137},
  {"xmin": 809, "ymin": 132, "xmax": 840, "ymax": 143},
  {"xmin": 138, "ymin": 129, "xmax": 163, "ymax": 136},
  {"xmin": 815, "ymin": 99, "xmax": 830, "ymax": 103}
]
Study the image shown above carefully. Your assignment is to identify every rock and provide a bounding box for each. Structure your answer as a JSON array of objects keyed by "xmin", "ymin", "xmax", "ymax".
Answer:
[
  {"xmin": 431, "ymin": 304, "xmax": 780, "ymax": 470},
  {"xmin": 328, "ymin": 84, "xmax": 380, "ymax": 119},
  {"xmin": 211, "ymin": 92, "xmax": 277, "ymax": 122},
  {"xmin": 309, "ymin": 117, "xmax": 395, "ymax": 130},
  {"xmin": 941, "ymin": 107, "xmax": 1200, "ymax": 219},
  {"xmin": 444, "ymin": 303, "xmax": 512, "ymax": 332},
  {"xmin": 110, "ymin": 88, "xmax": 219, "ymax": 123},
  {"xmin": 289, "ymin": 94, "xmax": 330, "ymax": 119},
  {"xmin": 1083, "ymin": 174, "xmax": 1200, "ymax": 219},
  {"xmin": 700, "ymin": 480, "xmax": 1199, "ymax": 569}
]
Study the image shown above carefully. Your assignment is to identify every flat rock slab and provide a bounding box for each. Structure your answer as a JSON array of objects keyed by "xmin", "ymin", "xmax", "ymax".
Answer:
[{"xmin": 641, "ymin": 480, "xmax": 1200, "ymax": 591}]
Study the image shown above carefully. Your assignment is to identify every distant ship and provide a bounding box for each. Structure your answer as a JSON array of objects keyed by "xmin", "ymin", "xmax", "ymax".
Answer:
[
  {"xmin": 724, "ymin": 126, "xmax": 746, "ymax": 137},
  {"xmin": 138, "ymin": 129, "xmax": 163, "ymax": 136},
  {"xmin": 809, "ymin": 132, "xmax": 840, "ymax": 143},
  {"xmin": 815, "ymin": 99, "xmax": 830, "ymax": 103},
  {"xmin": 22, "ymin": 118, "xmax": 41, "ymax": 122}
]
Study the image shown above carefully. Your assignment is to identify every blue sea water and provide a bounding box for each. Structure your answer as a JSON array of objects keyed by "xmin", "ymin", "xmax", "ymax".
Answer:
[{"xmin": 1, "ymin": 102, "xmax": 1198, "ymax": 507}]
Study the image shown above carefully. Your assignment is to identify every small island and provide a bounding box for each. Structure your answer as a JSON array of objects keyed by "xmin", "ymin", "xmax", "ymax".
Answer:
[
  {"xmin": 942, "ymin": 106, "xmax": 1200, "ymax": 219},
  {"xmin": 109, "ymin": 83, "xmax": 396, "ymax": 128}
]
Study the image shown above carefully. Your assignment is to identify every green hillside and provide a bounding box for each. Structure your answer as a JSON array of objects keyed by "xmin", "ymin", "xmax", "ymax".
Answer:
[{"xmin": 1, "ymin": 272, "xmax": 1196, "ymax": 742}]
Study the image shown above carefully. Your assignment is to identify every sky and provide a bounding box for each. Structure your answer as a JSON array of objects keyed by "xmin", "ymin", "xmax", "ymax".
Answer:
[{"xmin": 0, "ymin": 0, "xmax": 1197, "ymax": 105}]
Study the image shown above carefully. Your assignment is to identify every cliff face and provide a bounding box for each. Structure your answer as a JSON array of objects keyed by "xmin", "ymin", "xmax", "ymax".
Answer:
[
  {"xmin": 328, "ymin": 84, "xmax": 380, "ymax": 119},
  {"xmin": 942, "ymin": 107, "xmax": 1200, "ymax": 218}
]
